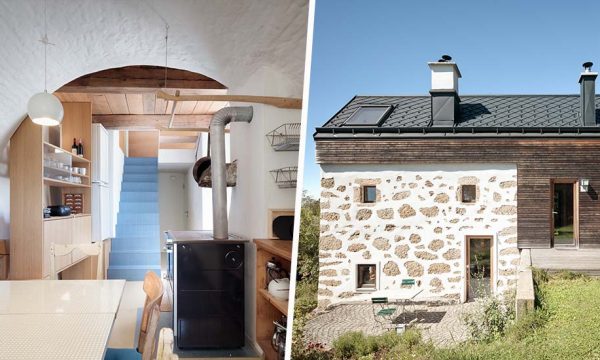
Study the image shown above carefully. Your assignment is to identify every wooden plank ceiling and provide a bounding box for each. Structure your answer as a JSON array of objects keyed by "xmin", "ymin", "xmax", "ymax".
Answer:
[{"xmin": 54, "ymin": 65, "xmax": 228, "ymax": 151}]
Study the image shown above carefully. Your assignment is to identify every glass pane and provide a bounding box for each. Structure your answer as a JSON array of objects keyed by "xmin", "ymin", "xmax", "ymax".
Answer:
[
  {"xmin": 553, "ymin": 183, "xmax": 574, "ymax": 246},
  {"xmin": 364, "ymin": 186, "xmax": 376, "ymax": 203},
  {"xmin": 462, "ymin": 185, "xmax": 476, "ymax": 203},
  {"xmin": 357, "ymin": 265, "xmax": 376, "ymax": 289},
  {"xmin": 469, "ymin": 238, "xmax": 491, "ymax": 299},
  {"xmin": 344, "ymin": 106, "xmax": 391, "ymax": 126}
]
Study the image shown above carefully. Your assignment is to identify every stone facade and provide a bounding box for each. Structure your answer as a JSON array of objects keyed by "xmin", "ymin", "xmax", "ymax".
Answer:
[{"xmin": 318, "ymin": 164, "xmax": 519, "ymax": 308}]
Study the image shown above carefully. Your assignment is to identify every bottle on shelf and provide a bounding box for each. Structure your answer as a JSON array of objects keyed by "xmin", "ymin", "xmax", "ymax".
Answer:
[
  {"xmin": 71, "ymin": 138, "xmax": 78, "ymax": 155},
  {"xmin": 77, "ymin": 138, "xmax": 84, "ymax": 157}
]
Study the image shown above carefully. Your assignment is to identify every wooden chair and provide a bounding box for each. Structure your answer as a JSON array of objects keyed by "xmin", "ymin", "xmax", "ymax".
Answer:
[
  {"xmin": 104, "ymin": 299, "xmax": 165, "ymax": 360},
  {"xmin": 156, "ymin": 328, "xmax": 179, "ymax": 360},
  {"xmin": 104, "ymin": 272, "xmax": 166, "ymax": 360},
  {"xmin": 49, "ymin": 242, "xmax": 103, "ymax": 280},
  {"xmin": 138, "ymin": 272, "xmax": 164, "ymax": 353}
]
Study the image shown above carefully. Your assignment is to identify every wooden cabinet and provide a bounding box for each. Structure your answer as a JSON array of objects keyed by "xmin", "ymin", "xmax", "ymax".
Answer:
[
  {"xmin": 41, "ymin": 215, "xmax": 93, "ymax": 279},
  {"xmin": 72, "ymin": 215, "xmax": 92, "ymax": 263},
  {"xmin": 43, "ymin": 218, "xmax": 73, "ymax": 278},
  {"xmin": 10, "ymin": 102, "xmax": 95, "ymax": 280},
  {"xmin": 255, "ymin": 239, "xmax": 291, "ymax": 360}
]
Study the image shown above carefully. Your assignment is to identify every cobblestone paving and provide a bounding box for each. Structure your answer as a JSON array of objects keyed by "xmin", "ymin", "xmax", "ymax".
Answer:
[{"xmin": 303, "ymin": 302, "xmax": 478, "ymax": 348}]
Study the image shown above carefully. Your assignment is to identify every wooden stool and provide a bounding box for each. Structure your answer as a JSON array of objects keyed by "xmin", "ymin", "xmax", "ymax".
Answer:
[{"xmin": 0, "ymin": 240, "xmax": 8, "ymax": 280}]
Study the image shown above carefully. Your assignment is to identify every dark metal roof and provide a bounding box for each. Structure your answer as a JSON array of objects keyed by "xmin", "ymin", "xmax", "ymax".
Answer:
[{"xmin": 315, "ymin": 95, "xmax": 600, "ymax": 139}]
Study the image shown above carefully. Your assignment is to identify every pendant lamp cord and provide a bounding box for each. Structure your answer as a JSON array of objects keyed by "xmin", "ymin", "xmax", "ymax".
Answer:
[
  {"xmin": 40, "ymin": 0, "xmax": 54, "ymax": 93},
  {"xmin": 140, "ymin": 0, "xmax": 170, "ymax": 89},
  {"xmin": 164, "ymin": 23, "xmax": 169, "ymax": 88}
]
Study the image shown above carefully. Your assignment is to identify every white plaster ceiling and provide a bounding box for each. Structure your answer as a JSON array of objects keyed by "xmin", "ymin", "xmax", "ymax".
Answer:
[{"xmin": 0, "ymin": 0, "xmax": 308, "ymax": 150}]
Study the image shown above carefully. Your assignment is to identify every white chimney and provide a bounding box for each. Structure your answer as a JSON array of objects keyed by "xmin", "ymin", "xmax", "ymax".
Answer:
[
  {"xmin": 428, "ymin": 55, "xmax": 462, "ymax": 127},
  {"xmin": 428, "ymin": 55, "xmax": 462, "ymax": 92}
]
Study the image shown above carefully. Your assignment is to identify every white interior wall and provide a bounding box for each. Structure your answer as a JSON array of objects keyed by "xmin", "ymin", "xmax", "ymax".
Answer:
[
  {"xmin": 159, "ymin": 171, "xmax": 188, "ymax": 268},
  {"xmin": 0, "ymin": 145, "xmax": 8, "ymax": 239},
  {"xmin": 185, "ymin": 132, "xmax": 231, "ymax": 231},
  {"xmin": 229, "ymin": 66, "xmax": 302, "ymax": 344}
]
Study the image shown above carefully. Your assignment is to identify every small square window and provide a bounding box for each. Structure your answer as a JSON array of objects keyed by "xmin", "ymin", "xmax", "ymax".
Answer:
[
  {"xmin": 357, "ymin": 264, "xmax": 377, "ymax": 290},
  {"xmin": 462, "ymin": 185, "xmax": 477, "ymax": 203},
  {"xmin": 363, "ymin": 186, "xmax": 377, "ymax": 203}
]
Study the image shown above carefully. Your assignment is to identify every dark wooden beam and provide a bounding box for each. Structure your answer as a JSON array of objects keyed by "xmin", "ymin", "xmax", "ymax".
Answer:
[
  {"xmin": 93, "ymin": 114, "xmax": 212, "ymax": 130},
  {"xmin": 59, "ymin": 65, "xmax": 226, "ymax": 93}
]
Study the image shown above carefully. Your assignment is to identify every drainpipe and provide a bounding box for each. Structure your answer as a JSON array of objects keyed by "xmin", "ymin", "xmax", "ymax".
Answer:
[{"xmin": 209, "ymin": 106, "xmax": 253, "ymax": 239}]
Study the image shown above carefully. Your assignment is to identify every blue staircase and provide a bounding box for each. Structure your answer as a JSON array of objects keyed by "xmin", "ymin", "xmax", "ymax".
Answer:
[{"xmin": 108, "ymin": 157, "xmax": 161, "ymax": 281}]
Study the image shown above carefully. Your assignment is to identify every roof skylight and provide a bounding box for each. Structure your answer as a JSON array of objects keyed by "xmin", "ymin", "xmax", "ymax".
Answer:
[{"xmin": 342, "ymin": 105, "xmax": 392, "ymax": 126}]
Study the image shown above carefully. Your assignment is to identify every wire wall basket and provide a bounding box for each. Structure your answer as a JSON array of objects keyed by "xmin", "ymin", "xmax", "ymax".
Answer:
[
  {"xmin": 270, "ymin": 167, "xmax": 298, "ymax": 188},
  {"xmin": 265, "ymin": 123, "xmax": 301, "ymax": 151}
]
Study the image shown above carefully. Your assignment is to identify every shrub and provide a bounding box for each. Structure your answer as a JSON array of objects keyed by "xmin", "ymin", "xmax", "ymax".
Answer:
[
  {"xmin": 554, "ymin": 270, "xmax": 590, "ymax": 281},
  {"xmin": 331, "ymin": 330, "xmax": 429, "ymax": 360},
  {"xmin": 332, "ymin": 332, "xmax": 372, "ymax": 359},
  {"xmin": 462, "ymin": 293, "xmax": 516, "ymax": 342},
  {"xmin": 505, "ymin": 310, "xmax": 548, "ymax": 341}
]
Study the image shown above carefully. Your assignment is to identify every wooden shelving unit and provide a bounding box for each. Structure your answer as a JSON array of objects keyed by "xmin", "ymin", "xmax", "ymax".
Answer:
[
  {"xmin": 9, "ymin": 102, "xmax": 96, "ymax": 280},
  {"xmin": 255, "ymin": 239, "xmax": 292, "ymax": 360}
]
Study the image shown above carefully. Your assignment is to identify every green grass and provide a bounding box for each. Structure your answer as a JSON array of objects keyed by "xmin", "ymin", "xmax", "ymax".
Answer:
[
  {"xmin": 437, "ymin": 277, "xmax": 600, "ymax": 359},
  {"xmin": 295, "ymin": 276, "xmax": 600, "ymax": 359}
]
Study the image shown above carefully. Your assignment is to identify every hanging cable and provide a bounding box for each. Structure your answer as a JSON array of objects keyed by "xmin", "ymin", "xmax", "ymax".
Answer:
[
  {"xmin": 140, "ymin": 0, "xmax": 171, "ymax": 88},
  {"xmin": 164, "ymin": 23, "xmax": 169, "ymax": 88}
]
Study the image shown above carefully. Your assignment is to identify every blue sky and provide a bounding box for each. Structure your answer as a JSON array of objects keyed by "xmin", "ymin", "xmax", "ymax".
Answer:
[{"xmin": 301, "ymin": 0, "xmax": 600, "ymax": 196}]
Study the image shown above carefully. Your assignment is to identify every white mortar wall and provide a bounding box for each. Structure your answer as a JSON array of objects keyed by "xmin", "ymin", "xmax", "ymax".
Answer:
[
  {"xmin": 318, "ymin": 163, "xmax": 519, "ymax": 308},
  {"xmin": 228, "ymin": 66, "xmax": 301, "ymax": 344}
]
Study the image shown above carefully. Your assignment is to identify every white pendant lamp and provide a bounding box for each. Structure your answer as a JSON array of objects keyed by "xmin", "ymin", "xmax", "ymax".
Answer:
[
  {"xmin": 28, "ymin": 0, "xmax": 63, "ymax": 126},
  {"xmin": 28, "ymin": 91, "xmax": 64, "ymax": 126}
]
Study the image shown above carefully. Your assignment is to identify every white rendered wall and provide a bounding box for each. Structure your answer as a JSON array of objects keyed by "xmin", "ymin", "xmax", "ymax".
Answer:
[
  {"xmin": 229, "ymin": 66, "xmax": 301, "ymax": 343},
  {"xmin": 318, "ymin": 163, "xmax": 519, "ymax": 308},
  {"xmin": 159, "ymin": 171, "xmax": 188, "ymax": 268}
]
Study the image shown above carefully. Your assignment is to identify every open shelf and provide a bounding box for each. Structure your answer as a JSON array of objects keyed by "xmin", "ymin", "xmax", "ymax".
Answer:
[
  {"xmin": 43, "ymin": 142, "xmax": 90, "ymax": 163},
  {"xmin": 266, "ymin": 123, "xmax": 300, "ymax": 151},
  {"xmin": 43, "ymin": 177, "xmax": 91, "ymax": 188},
  {"xmin": 44, "ymin": 213, "xmax": 92, "ymax": 221},
  {"xmin": 270, "ymin": 167, "xmax": 297, "ymax": 189},
  {"xmin": 258, "ymin": 288, "xmax": 288, "ymax": 315},
  {"xmin": 44, "ymin": 166, "xmax": 89, "ymax": 179}
]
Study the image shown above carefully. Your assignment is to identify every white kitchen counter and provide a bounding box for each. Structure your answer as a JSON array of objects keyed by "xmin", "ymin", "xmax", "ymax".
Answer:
[{"xmin": 0, "ymin": 280, "xmax": 125, "ymax": 314}]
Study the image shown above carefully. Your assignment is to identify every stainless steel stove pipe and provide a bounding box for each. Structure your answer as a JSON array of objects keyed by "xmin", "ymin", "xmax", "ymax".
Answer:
[{"xmin": 209, "ymin": 106, "xmax": 253, "ymax": 239}]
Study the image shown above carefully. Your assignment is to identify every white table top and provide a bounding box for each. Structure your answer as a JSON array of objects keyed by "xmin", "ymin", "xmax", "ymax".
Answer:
[
  {"xmin": 0, "ymin": 313, "xmax": 115, "ymax": 360},
  {"xmin": 0, "ymin": 280, "xmax": 126, "ymax": 314}
]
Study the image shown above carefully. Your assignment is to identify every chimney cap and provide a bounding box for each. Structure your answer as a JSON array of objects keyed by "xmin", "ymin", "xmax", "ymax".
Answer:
[
  {"xmin": 583, "ymin": 62, "xmax": 594, "ymax": 72},
  {"xmin": 439, "ymin": 55, "xmax": 452, "ymax": 62}
]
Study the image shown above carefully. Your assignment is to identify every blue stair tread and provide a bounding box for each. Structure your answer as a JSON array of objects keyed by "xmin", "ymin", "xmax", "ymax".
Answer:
[
  {"xmin": 109, "ymin": 157, "xmax": 160, "ymax": 278},
  {"xmin": 108, "ymin": 265, "xmax": 161, "ymax": 270},
  {"xmin": 104, "ymin": 348, "xmax": 141, "ymax": 360},
  {"xmin": 110, "ymin": 249, "xmax": 160, "ymax": 254}
]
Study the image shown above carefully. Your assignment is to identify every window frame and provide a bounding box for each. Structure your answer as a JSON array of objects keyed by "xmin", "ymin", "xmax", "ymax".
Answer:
[
  {"xmin": 356, "ymin": 263, "xmax": 378, "ymax": 292},
  {"xmin": 362, "ymin": 185, "xmax": 377, "ymax": 203},
  {"xmin": 342, "ymin": 105, "xmax": 393, "ymax": 127},
  {"xmin": 461, "ymin": 184, "xmax": 477, "ymax": 203}
]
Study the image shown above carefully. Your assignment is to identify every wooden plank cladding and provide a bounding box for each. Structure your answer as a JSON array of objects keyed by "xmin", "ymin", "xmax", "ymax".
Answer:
[{"xmin": 316, "ymin": 138, "xmax": 600, "ymax": 249}]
